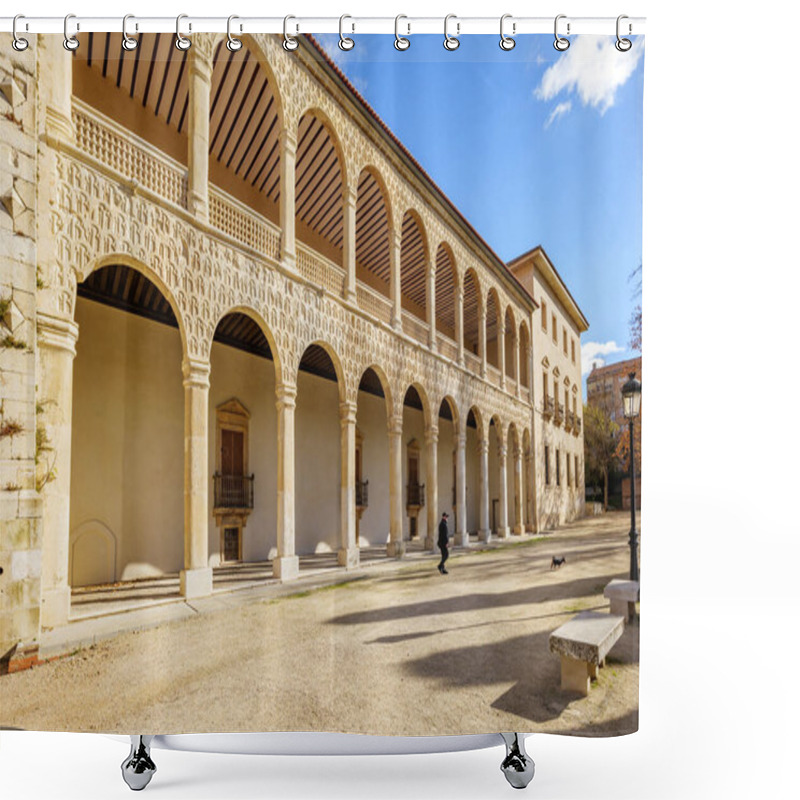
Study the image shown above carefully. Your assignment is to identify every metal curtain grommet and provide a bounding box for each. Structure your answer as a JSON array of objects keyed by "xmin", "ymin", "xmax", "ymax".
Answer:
[
  {"xmin": 227, "ymin": 15, "xmax": 242, "ymax": 51},
  {"xmin": 63, "ymin": 14, "xmax": 79, "ymax": 51},
  {"xmin": 175, "ymin": 14, "xmax": 191, "ymax": 50},
  {"xmin": 394, "ymin": 15, "xmax": 410, "ymax": 51},
  {"xmin": 122, "ymin": 14, "xmax": 138, "ymax": 51},
  {"xmin": 553, "ymin": 14, "xmax": 570, "ymax": 51},
  {"xmin": 12, "ymin": 14, "xmax": 29, "ymax": 51},
  {"xmin": 444, "ymin": 14, "xmax": 460, "ymax": 51},
  {"xmin": 339, "ymin": 14, "xmax": 354, "ymax": 51},
  {"xmin": 499, "ymin": 14, "xmax": 515, "ymax": 51},
  {"xmin": 283, "ymin": 15, "xmax": 299, "ymax": 51},
  {"xmin": 616, "ymin": 14, "xmax": 632, "ymax": 52}
]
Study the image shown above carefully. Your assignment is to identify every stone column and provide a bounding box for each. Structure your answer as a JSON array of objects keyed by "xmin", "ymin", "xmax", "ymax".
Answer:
[
  {"xmin": 338, "ymin": 400, "xmax": 359, "ymax": 568},
  {"xmin": 342, "ymin": 184, "xmax": 358, "ymax": 304},
  {"xmin": 180, "ymin": 359, "xmax": 213, "ymax": 599},
  {"xmin": 513, "ymin": 446, "xmax": 524, "ymax": 535},
  {"xmin": 427, "ymin": 261, "xmax": 437, "ymax": 351},
  {"xmin": 275, "ymin": 383, "xmax": 300, "ymax": 579},
  {"xmin": 387, "ymin": 413, "xmax": 406, "ymax": 557},
  {"xmin": 497, "ymin": 441, "xmax": 510, "ymax": 538},
  {"xmin": 37, "ymin": 313, "xmax": 79, "ymax": 628},
  {"xmin": 478, "ymin": 437, "xmax": 491, "ymax": 542},
  {"xmin": 455, "ymin": 282, "xmax": 464, "ymax": 366},
  {"xmin": 187, "ymin": 38, "xmax": 213, "ymax": 221},
  {"xmin": 424, "ymin": 423, "xmax": 438, "ymax": 550},
  {"xmin": 390, "ymin": 229, "xmax": 402, "ymax": 330},
  {"xmin": 514, "ymin": 334, "xmax": 521, "ymax": 399},
  {"xmin": 279, "ymin": 129, "xmax": 297, "ymax": 271},
  {"xmin": 525, "ymin": 451, "xmax": 535, "ymax": 532},
  {"xmin": 479, "ymin": 303, "xmax": 487, "ymax": 379},
  {"xmin": 499, "ymin": 315, "xmax": 507, "ymax": 390},
  {"xmin": 39, "ymin": 33, "xmax": 74, "ymax": 143},
  {"xmin": 455, "ymin": 430, "xmax": 468, "ymax": 547}
]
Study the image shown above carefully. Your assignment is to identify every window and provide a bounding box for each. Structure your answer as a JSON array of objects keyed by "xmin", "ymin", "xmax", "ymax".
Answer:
[
  {"xmin": 551, "ymin": 313, "xmax": 557, "ymax": 343},
  {"xmin": 541, "ymin": 300, "xmax": 548, "ymax": 331},
  {"xmin": 571, "ymin": 338, "xmax": 576, "ymax": 363},
  {"xmin": 556, "ymin": 450, "xmax": 561, "ymax": 486},
  {"xmin": 566, "ymin": 453, "xmax": 571, "ymax": 486},
  {"xmin": 563, "ymin": 328, "xmax": 568, "ymax": 354},
  {"xmin": 545, "ymin": 446, "xmax": 550, "ymax": 485},
  {"xmin": 543, "ymin": 371, "xmax": 549, "ymax": 399},
  {"xmin": 574, "ymin": 455, "xmax": 580, "ymax": 487}
]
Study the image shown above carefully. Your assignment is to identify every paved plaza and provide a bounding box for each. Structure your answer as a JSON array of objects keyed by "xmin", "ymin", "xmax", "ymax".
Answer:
[{"xmin": 0, "ymin": 513, "xmax": 639, "ymax": 736}]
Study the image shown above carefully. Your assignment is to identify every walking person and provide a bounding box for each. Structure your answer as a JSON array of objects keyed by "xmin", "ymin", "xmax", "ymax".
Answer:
[{"xmin": 437, "ymin": 512, "xmax": 450, "ymax": 574}]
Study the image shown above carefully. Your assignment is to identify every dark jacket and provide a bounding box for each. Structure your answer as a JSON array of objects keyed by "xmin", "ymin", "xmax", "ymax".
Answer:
[{"xmin": 438, "ymin": 519, "xmax": 449, "ymax": 548}]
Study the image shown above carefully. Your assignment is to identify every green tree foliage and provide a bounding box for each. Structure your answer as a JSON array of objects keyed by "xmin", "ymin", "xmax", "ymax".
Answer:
[{"xmin": 583, "ymin": 402, "xmax": 620, "ymax": 510}]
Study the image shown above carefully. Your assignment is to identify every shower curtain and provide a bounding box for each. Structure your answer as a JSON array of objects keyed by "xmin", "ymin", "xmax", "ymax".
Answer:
[{"xmin": 0, "ymin": 29, "xmax": 643, "ymax": 739}]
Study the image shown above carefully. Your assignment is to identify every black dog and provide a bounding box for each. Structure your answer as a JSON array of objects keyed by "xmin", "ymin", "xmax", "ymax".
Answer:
[{"xmin": 550, "ymin": 556, "xmax": 566, "ymax": 570}]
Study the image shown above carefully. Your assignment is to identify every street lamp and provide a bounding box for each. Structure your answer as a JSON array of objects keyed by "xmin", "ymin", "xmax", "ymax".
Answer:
[{"xmin": 621, "ymin": 372, "xmax": 641, "ymax": 581}]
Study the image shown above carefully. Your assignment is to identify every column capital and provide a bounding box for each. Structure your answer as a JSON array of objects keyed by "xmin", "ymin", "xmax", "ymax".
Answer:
[
  {"xmin": 344, "ymin": 183, "xmax": 359, "ymax": 206},
  {"xmin": 37, "ymin": 311, "xmax": 79, "ymax": 356},
  {"xmin": 498, "ymin": 442, "xmax": 508, "ymax": 459},
  {"xmin": 279, "ymin": 127, "xmax": 298, "ymax": 152},
  {"xmin": 455, "ymin": 431, "xmax": 467, "ymax": 449},
  {"xmin": 339, "ymin": 400, "xmax": 358, "ymax": 425},
  {"xmin": 424, "ymin": 423, "xmax": 439, "ymax": 445},
  {"xmin": 388, "ymin": 413, "xmax": 404, "ymax": 437},
  {"xmin": 182, "ymin": 358, "xmax": 210, "ymax": 388},
  {"xmin": 479, "ymin": 437, "xmax": 490, "ymax": 455},
  {"xmin": 276, "ymin": 382, "xmax": 298, "ymax": 409}
]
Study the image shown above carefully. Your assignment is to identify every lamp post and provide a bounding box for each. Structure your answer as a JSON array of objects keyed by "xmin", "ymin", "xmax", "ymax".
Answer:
[{"xmin": 621, "ymin": 372, "xmax": 641, "ymax": 581}]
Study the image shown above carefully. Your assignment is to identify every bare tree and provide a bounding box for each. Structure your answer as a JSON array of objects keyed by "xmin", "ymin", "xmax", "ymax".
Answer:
[{"xmin": 583, "ymin": 402, "xmax": 620, "ymax": 510}]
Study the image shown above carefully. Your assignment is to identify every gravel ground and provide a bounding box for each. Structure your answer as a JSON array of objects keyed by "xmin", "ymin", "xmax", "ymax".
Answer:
[{"xmin": 0, "ymin": 513, "xmax": 639, "ymax": 736}]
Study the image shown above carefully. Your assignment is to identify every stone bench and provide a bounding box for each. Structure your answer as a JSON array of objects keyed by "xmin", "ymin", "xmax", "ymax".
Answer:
[
  {"xmin": 604, "ymin": 579, "xmax": 640, "ymax": 620},
  {"xmin": 549, "ymin": 611, "xmax": 626, "ymax": 695}
]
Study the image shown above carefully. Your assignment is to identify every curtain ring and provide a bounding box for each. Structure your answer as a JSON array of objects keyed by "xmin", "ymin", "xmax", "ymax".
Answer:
[
  {"xmin": 499, "ymin": 14, "xmax": 515, "ymax": 51},
  {"xmin": 394, "ymin": 15, "xmax": 410, "ymax": 51},
  {"xmin": 339, "ymin": 15, "xmax": 354, "ymax": 51},
  {"xmin": 12, "ymin": 15, "xmax": 29, "ymax": 52},
  {"xmin": 227, "ymin": 15, "xmax": 243, "ymax": 51},
  {"xmin": 63, "ymin": 13, "xmax": 79, "ymax": 51},
  {"xmin": 122, "ymin": 15, "xmax": 138, "ymax": 51},
  {"xmin": 175, "ymin": 14, "xmax": 191, "ymax": 50},
  {"xmin": 553, "ymin": 14, "xmax": 570, "ymax": 51},
  {"xmin": 283, "ymin": 15, "xmax": 299, "ymax": 51},
  {"xmin": 443, "ymin": 14, "xmax": 460, "ymax": 51},
  {"xmin": 616, "ymin": 15, "xmax": 632, "ymax": 52}
]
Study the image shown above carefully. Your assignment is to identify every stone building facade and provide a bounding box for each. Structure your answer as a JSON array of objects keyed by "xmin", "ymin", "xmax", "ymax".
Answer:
[{"xmin": 1, "ymin": 33, "xmax": 586, "ymax": 665}]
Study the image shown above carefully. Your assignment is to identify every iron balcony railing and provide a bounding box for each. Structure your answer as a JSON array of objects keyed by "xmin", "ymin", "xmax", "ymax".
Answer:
[
  {"xmin": 574, "ymin": 416, "xmax": 582, "ymax": 435},
  {"xmin": 543, "ymin": 396, "xmax": 554, "ymax": 417},
  {"xmin": 554, "ymin": 402, "xmax": 565, "ymax": 424},
  {"xmin": 213, "ymin": 473, "xmax": 254, "ymax": 510},
  {"xmin": 407, "ymin": 482, "xmax": 426, "ymax": 507},
  {"xmin": 356, "ymin": 479, "xmax": 369, "ymax": 508}
]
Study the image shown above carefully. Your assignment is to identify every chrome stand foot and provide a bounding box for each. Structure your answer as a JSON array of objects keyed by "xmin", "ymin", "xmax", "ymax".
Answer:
[
  {"xmin": 500, "ymin": 733, "xmax": 535, "ymax": 789},
  {"xmin": 121, "ymin": 735, "xmax": 156, "ymax": 791}
]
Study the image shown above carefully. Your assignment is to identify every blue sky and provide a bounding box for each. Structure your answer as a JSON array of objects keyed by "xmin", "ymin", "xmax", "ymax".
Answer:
[{"xmin": 315, "ymin": 34, "xmax": 644, "ymax": 377}]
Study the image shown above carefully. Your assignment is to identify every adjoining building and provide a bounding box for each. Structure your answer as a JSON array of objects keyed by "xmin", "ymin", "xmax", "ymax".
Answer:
[{"xmin": 1, "ymin": 34, "xmax": 587, "ymax": 665}]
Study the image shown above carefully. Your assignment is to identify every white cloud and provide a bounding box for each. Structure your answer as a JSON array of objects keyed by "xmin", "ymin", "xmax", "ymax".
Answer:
[
  {"xmin": 545, "ymin": 101, "xmax": 572, "ymax": 129},
  {"xmin": 581, "ymin": 340, "xmax": 624, "ymax": 376},
  {"xmin": 535, "ymin": 36, "xmax": 643, "ymax": 115}
]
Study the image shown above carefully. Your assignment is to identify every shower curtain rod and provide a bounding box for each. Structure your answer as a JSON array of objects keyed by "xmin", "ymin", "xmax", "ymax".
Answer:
[{"xmin": 0, "ymin": 15, "xmax": 646, "ymax": 37}]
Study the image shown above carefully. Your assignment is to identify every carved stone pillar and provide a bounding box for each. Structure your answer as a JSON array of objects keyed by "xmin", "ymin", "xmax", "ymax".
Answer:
[
  {"xmin": 525, "ymin": 451, "xmax": 535, "ymax": 532},
  {"xmin": 478, "ymin": 437, "xmax": 491, "ymax": 542},
  {"xmin": 180, "ymin": 359, "xmax": 213, "ymax": 598},
  {"xmin": 279, "ymin": 129, "xmax": 297, "ymax": 271},
  {"xmin": 390, "ymin": 229, "xmax": 402, "ymax": 330},
  {"xmin": 514, "ymin": 333, "xmax": 521, "ymax": 399},
  {"xmin": 497, "ymin": 441, "xmax": 510, "ymax": 538},
  {"xmin": 275, "ymin": 383, "xmax": 300, "ymax": 579},
  {"xmin": 37, "ymin": 313, "xmax": 79, "ymax": 628},
  {"xmin": 456, "ymin": 282, "xmax": 464, "ymax": 366},
  {"xmin": 427, "ymin": 261, "xmax": 437, "ymax": 351},
  {"xmin": 424, "ymin": 423, "xmax": 439, "ymax": 551},
  {"xmin": 387, "ymin": 413, "xmax": 405, "ymax": 557},
  {"xmin": 338, "ymin": 401, "xmax": 359, "ymax": 568},
  {"xmin": 39, "ymin": 33, "xmax": 73, "ymax": 143},
  {"xmin": 513, "ymin": 446, "xmax": 524, "ymax": 534},
  {"xmin": 479, "ymin": 303, "xmax": 487, "ymax": 379},
  {"xmin": 343, "ymin": 185, "xmax": 358, "ymax": 303},
  {"xmin": 499, "ymin": 315, "xmax": 507, "ymax": 390},
  {"xmin": 455, "ymin": 430, "xmax": 468, "ymax": 547},
  {"xmin": 187, "ymin": 38, "xmax": 213, "ymax": 221}
]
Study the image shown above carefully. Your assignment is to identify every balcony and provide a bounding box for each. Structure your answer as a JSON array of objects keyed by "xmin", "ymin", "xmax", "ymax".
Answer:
[
  {"xmin": 554, "ymin": 403, "xmax": 565, "ymax": 426},
  {"xmin": 356, "ymin": 479, "xmax": 369, "ymax": 508},
  {"xmin": 564, "ymin": 411, "xmax": 573, "ymax": 432},
  {"xmin": 213, "ymin": 473, "xmax": 254, "ymax": 510},
  {"xmin": 573, "ymin": 416, "xmax": 582, "ymax": 436},
  {"xmin": 407, "ymin": 482, "xmax": 426, "ymax": 508},
  {"xmin": 543, "ymin": 396, "xmax": 554, "ymax": 418}
]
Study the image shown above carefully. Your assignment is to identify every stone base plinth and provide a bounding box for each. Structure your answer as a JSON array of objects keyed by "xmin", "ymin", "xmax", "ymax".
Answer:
[
  {"xmin": 479, "ymin": 529, "xmax": 492, "ymax": 543},
  {"xmin": 273, "ymin": 556, "xmax": 300, "ymax": 581},
  {"xmin": 337, "ymin": 547, "xmax": 360, "ymax": 569},
  {"xmin": 497, "ymin": 526, "xmax": 511, "ymax": 539},
  {"xmin": 424, "ymin": 536, "xmax": 435, "ymax": 551},
  {"xmin": 513, "ymin": 524, "xmax": 525, "ymax": 535},
  {"xmin": 40, "ymin": 586, "xmax": 71, "ymax": 629},
  {"xmin": 180, "ymin": 567, "xmax": 213, "ymax": 599},
  {"xmin": 455, "ymin": 532, "xmax": 470, "ymax": 548},
  {"xmin": 387, "ymin": 540, "xmax": 406, "ymax": 558}
]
